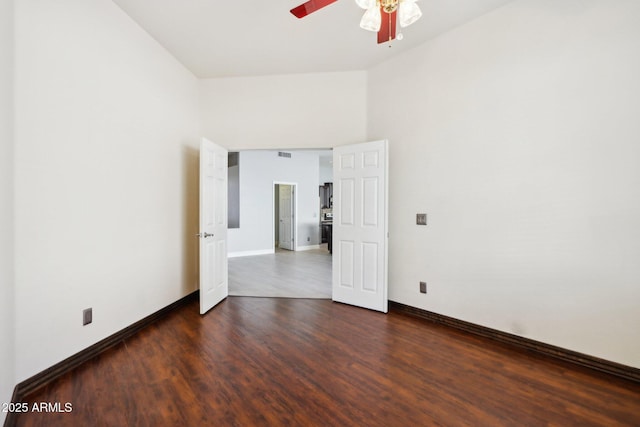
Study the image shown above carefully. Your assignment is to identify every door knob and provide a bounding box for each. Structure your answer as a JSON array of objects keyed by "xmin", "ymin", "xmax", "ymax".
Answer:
[{"xmin": 195, "ymin": 232, "xmax": 215, "ymax": 238}]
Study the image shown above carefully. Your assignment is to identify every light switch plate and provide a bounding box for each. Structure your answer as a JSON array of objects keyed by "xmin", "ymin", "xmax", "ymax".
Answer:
[{"xmin": 416, "ymin": 213, "xmax": 427, "ymax": 225}]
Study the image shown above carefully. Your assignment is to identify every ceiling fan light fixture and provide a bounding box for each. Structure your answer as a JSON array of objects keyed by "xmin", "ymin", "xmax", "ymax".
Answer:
[
  {"xmin": 399, "ymin": 0, "xmax": 422, "ymax": 28},
  {"xmin": 355, "ymin": 0, "xmax": 376, "ymax": 10},
  {"xmin": 360, "ymin": 6, "xmax": 381, "ymax": 32}
]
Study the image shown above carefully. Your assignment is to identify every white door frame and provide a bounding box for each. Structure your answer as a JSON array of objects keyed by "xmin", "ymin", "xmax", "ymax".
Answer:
[{"xmin": 273, "ymin": 181, "xmax": 297, "ymax": 251}]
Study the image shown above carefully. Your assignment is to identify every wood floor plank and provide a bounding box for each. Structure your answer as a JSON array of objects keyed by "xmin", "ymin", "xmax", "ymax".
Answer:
[{"xmin": 13, "ymin": 297, "xmax": 640, "ymax": 426}]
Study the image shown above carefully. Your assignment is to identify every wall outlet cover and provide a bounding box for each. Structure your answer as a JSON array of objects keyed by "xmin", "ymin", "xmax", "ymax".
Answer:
[
  {"xmin": 83, "ymin": 308, "xmax": 92, "ymax": 326},
  {"xmin": 417, "ymin": 213, "xmax": 427, "ymax": 225},
  {"xmin": 420, "ymin": 282, "xmax": 427, "ymax": 294}
]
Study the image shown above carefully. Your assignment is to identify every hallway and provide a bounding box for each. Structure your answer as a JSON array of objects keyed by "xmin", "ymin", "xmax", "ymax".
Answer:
[{"xmin": 228, "ymin": 245, "xmax": 331, "ymax": 298}]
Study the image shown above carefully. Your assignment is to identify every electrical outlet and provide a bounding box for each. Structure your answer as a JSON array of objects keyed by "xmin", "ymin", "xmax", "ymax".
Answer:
[
  {"xmin": 416, "ymin": 213, "xmax": 427, "ymax": 225},
  {"xmin": 83, "ymin": 308, "xmax": 92, "ymax": 326},
  {"xmin": 419, "ymin": 282, "xmax": 427, "ymax": 294}
]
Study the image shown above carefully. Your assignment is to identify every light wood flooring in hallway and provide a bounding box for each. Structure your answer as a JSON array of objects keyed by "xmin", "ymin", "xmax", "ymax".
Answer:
[{"xmin": 229, "ymin": 245, "xmax": 331, "ymax": 298}]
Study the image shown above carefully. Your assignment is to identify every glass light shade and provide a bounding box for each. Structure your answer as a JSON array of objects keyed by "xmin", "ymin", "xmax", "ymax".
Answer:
[
  {"xmin": 360, "ymin": 7, "xmax": 381, "ymax": 32},
  {"xmin": 399, "ymin": 1, "xmax": 422, "ymax": 28},
  {"xmin": 355, "ymin": 0, "xmax": 376, "ymax": 10}
]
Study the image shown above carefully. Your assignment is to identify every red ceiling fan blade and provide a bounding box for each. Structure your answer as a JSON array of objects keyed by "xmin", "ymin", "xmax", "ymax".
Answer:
[
  {"xmin": 377, "ymin": 9, "xmax": 397, "ymax": 44},
  {"xmin": 290, "ymin": 0, "xmax": 339, "ymax": 18}
]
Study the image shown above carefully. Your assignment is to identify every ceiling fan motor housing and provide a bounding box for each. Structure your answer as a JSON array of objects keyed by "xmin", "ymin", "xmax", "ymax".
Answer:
[{"xmin": 380, "ymin": 0, "xmax": 399, "ymax": 13}]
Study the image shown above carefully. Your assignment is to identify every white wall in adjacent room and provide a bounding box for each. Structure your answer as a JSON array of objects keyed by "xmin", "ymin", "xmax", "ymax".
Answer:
[
  {"xmin": 368, "ymin": 0, "xmax": 640, "ymax": 368},
  {"xmin": 319, "ymin": 155, "xmax": 333, "ymax": 185},
  {"xmin": 228, "ymin": 162, "xmax": 240, "ymax": 229},
  {"xmin": 199, "ymin": 72, "xmax": 367, "ymax": 150},
  {"xmin": 228, "ymin": 150, "xmax": 322, "ymax": 256},
  {"xmin": 14, "ymin": 0, "xmax": 200, "ymax": 381},
  {"xmin": 0, "ymin": 0, "xmax": 15, "ymax": 421}
]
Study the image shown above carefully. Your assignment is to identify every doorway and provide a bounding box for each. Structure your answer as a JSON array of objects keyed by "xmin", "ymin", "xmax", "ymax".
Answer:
[
  {"xmin": 206, "ymin": 143, "xmax": 388, "ymax": 311},
  {"xmin": 227, "ymin": 149, "xmax": 332, "ymax": 298}
]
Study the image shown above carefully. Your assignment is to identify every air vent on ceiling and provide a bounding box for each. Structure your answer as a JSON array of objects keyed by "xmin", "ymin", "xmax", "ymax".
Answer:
[{"xmin": 278, "ymin": 151, "xmax": 292, "ymax": 158}]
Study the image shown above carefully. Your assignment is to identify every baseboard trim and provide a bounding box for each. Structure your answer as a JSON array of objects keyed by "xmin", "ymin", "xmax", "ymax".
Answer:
[
  {"xmin": 228, "ymin": 249, "xmax": 274, "ymax": 258},
  {"xmin": 389, "ymin": 300, "xmax": 640, "ymax": 384},
  {"xmin": 2, "ymin": 385, "xmax": 20, "ymax": 427},
  {"xmin": 296, "ymin": 244, "xmax": 321, "ymax": 251},
  {"xmin": 7, "ymin": 290, "xmax": 199, "ymax": 420}
]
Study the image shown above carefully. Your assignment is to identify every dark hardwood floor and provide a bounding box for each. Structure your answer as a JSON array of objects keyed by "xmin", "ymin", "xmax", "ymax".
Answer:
[{"xmin": 14, "ymin": 297, "xmax": 640, "ymax": 426}]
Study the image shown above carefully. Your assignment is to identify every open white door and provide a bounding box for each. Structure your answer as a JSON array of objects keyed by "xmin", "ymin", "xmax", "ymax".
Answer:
[
  {"xmin": 278, "ymin": 184, "xmax": 295, "ymax": 250},
  {"xmin": 332, "ymin": 140, "xmax": 388, "ymax": 313},
  {"xmin": 199, "ymin": 138, "xmax": 228, "ymax": 315}
]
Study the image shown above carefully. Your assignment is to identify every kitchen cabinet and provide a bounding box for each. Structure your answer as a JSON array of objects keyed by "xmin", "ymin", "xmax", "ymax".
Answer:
[{"xmin": 319, "ymin": 182, "xmax": 333, "ymax": 250}]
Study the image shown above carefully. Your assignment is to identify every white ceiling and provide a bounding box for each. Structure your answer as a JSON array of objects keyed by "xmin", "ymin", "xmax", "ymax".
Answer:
[{"xmin": 112, "ymin": 0, "xmax": 514, "ymax": 78}]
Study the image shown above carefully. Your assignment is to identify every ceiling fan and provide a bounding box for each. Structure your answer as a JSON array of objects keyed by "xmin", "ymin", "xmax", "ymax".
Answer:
[{"xmin": 290, "ymin": 0, "xmax": 423, "ymax": 44}]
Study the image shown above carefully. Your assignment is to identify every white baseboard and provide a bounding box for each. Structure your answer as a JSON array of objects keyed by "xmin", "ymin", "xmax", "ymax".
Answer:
[
  {"xmin": 296, "ymin": 244, "xmax": 321, "ymax": 251},
  {"xmin": 228, "ymin": 249, "xmax": 275, "ymax": 258}
]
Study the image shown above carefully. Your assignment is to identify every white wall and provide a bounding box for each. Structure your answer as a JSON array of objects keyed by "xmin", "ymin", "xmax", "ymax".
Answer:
[
  {"xmin": 0, "ymin": 0, "xmax": 15, "ymax": 421},
  {"xmin": 229, "ymin": 151, "xmax": 321, "ymax": 256},
  {"xmin": 319, "ymin": 155, "xmax": 333, "ymax": 185},
  {"xmin": 199, "ymin": 72, "xmax": 367, "ymax": 150},
  {"xmin": 14, "ymin": 0, "xmax": 200, "ymax": 381},
  {"xmin": 228, "ymin": 164, "xmax": 240, "ymax": 228},
  {"xmin": 368, "ymin": 0, "xmax": 640, "ymax": 368}
]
